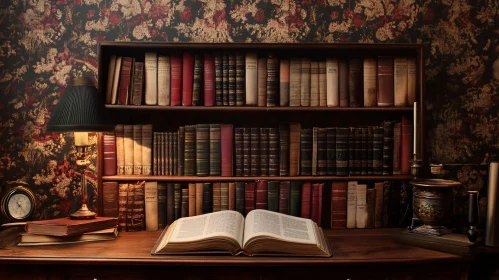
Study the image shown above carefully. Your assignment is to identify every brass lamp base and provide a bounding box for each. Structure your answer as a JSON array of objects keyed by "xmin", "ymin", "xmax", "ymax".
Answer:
[{"xmin": 70, "ymin": 204, "xmax": 97, "ymax": 219}]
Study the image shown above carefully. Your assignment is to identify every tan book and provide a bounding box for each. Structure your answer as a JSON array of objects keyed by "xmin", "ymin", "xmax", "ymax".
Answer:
[
  {"xmin": 145, "ymin": 181, "xmax": 158, "ymax": 231},
  {"xmin": 141, "ymin": 124, "xmax": 153, "ymax": 175},
  {"xmin": 245, "ymin": 53, "xmax": 258, "ymax": 106},
  {"xmin": 366, "ymin": 188, "xmax": 376, "ymax": 229},
  {"xmin": 19, "ymin": 227, "xmax": 118, "ymax": 246},
  {"xmin": 289, "ymin": 58, "xmax": 302, "ymax": 106},
  {"xmin": 300, "ymin": 58, "xmax": 311, "ymax": 106},
  {"xmin": 355, "ymin": 184, "xmax": 367, "ymax": 229},
  {"xmin": 105, "ymin": 55, "xmax": 117, "ymax": 104},
  {"xmin": 326, "ymin": 58, "xmax": 339, "ymax": 107},
  {"xmin": 407, "ymin": 57, "xmax": 417, "ymax": 105},
  {"xmin": 257, "ymin": 57, "xmax": 267, "ymax": 107},
  {"xmin": 133, "ymin": 124, "xmax": 142, "ymax": 175},
  {"xmin": 289, "ymin": 123, "xmax": 301, "ymax": 176},
  {"xmin": 394, "ymin": 57, "xmax": 408, "ymax": 107},
  {"xmin": 213, "ymin": 182, "xmax": 221, "ymax": 212},
  {"xmin": 279, "ymin": 59, "xmax": 290, "ymax": 106},
  {"xmin": 363, "ymin": 58, "xmax": 377, "ymax": 107},
  {"xmin": 318, "ymin": 61, "xmax": 327, "ymax": 107},
  {"xmin": 157, "ymin": 55, "xmax": 171, "ymax": 106},
  {"xmin": 123, "ymin": 125, "xmax": 134, "ymax": 175},
  {"xmin": 144, "ymin": 52, "xmax": 158, "ymax": 105},
  {"xmin": 346, "ymin": 181, "xmax": 357, "ymax": 229},
  {"xmin": 111, "ymin": 56, "xmax": 122, "ymax": 104},
  {"xmin": 115, "ymin": 125, "xmax": 125, "ymax": 175},
  {"xmin": 188, "ymin": 183, "xmax": 196, "ymax": 217},
  {"xmin": 310, "ymin": 61, "xmax": 319, "ymax": 106},
  {"xmin": 374, "ymin": 182, "xmax": 384, "ymax": 228},
  {"xmin": 195, "ymin": 183, "xmax": 203, "ymax": 215},
  {"xmin": 151, "ymin": 209, "xmax": 331, "ymax": 257}
]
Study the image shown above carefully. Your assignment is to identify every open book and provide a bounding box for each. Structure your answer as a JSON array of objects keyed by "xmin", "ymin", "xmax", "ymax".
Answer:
[{"xmin": 151, "ymin": 209, "xmax": 332, "ymax": 257}]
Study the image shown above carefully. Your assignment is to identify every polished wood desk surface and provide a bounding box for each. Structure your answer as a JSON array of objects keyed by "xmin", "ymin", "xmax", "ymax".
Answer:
[{"xmin": 0, "ymin": 228, "xmax": 465, "ymax": 266}]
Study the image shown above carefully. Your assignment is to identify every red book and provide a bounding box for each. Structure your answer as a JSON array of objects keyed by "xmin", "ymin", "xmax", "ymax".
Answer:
[
  {"xmin": 300, "ymin": 182, "xmax": 312, "ymax": 219},
  {"xmin": 182, "ymin": 52, "xmax": 194, "ymax": 106},
  {"xmin": 103, "ymin": 132, "xmax": 117, "ymax": 176},
  {"xmin": 279, "ymin": 181, "xmax": 290, "ymax": 214},
  {"xmin": 204, "ymin": 53, "xmax": 215, "ymax": 106},
  {"xmin": 331, "ymin": 182, "xmax": 347, "ymax": 228},
  {"xmin": 220, "ymin": 124, "xmax": 233, "ymax": 176},
  {"xmin": 244, "ymin": 182, "xmax": 256, "ymax": 215},
  {"xmin": 311, "ymin": 183, "xmax": 323, "ymax": 226},
  {"xmin": 118, "ymin": 57, "xmax": 133, "ymax": 105},
  {"xmin": 256, "ymin": 181, "xmax": 268, "ymax": 210},
  {"xmin": 170, "ymin": 54, "xmax": 182, "ymax": 106},
  {"xmin": 401, "ymin": 116, "xmax": 413, "ymax": 174}
]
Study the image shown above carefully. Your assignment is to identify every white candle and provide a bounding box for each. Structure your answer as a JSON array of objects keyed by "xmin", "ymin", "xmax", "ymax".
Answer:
[
  {"xmin": 413, "ymin": 102, "xmax": 417, "ymax": 155},
  {"xmin": 74, "ymin": 132, "xmax": 89, "ymax": 146}
]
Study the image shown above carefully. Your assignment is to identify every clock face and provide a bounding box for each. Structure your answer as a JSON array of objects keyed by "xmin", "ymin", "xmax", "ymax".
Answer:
[{"xmin": 7, "ymin": 193, "xmax": 33, "ymax": 220}]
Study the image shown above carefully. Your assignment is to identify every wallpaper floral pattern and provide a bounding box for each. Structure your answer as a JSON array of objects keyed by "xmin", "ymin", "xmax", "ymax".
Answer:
[{"xmin": 0, "ymin": 0, "xmax": 497, "ymax": 220}]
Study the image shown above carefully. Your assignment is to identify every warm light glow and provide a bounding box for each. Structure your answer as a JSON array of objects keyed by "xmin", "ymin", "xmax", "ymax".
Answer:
[{"xmin": 74, "ymin": 132, "xmax": 89, "ymax": 146}]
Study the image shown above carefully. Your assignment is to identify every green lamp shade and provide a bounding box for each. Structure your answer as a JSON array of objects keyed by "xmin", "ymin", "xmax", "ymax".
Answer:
[{"xmin": 47, "ymin": 78, "xmax": 114, "ymax": 132}]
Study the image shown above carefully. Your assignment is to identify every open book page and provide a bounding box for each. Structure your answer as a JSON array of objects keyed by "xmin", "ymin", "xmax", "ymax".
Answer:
[
  {"xmin": 168, "ymin": 210, "xmax": 245, "ymax": 246},
  {"xmin": 243, "ymin": 209, "xmax": 317, "ymax": 247}
]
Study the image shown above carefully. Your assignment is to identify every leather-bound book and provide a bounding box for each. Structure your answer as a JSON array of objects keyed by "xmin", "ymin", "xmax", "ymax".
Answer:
[
  {"xmin": 144, "ymin": 52, "xmax": 157, "ymax": 105},
  {"xmin": 188, "ymin": 183, "xmax": 196, "ymax": 217},
  {"xmin": 335, "ymin": 127, "xmax": 349, "ymax": 176},
  {"xmin": 372, "ymin": 126, "xmax": 384, "ymax": 175},
  {"xmin": 355, "ymin": 184, "xmax": 367, "ymax": 229},
  {"xmin": 245, "ymin": 182, "xmax": 256, "ymax": 215},
  {"xmin": 377, "ymin": 56, "xmax": 394, "ymax": 107},
  {"xmin": 103, "ymin": 132, "xmax": 117, "ymax": 176},
  {"xmin": 407, "ymin": 57, "xmax": 417, "ymax": 105},
  {"xmin": 300, "ymin": 182, "xmax": 312, "ymax": 219},
  {"xmin": 235, "ymin": 52, "xmax": 245, "ymax": 106},
  {"xmin": 331, "ymin": 182, "xmax": 347, "ymax": 229},
  {"xmin": 367, "ymin": 126, "xmax": 373, "ymax": 175},
  {"xmin": 348, "ymin": 127, "xmax": 356, "ymax": 176},
  {"xmin": 167, "ymin": 183, "xmax": 174, "ymax": 225},
  {"xmin": 374, "ymin": 182, "xmax": 384, "ymax": 228},
  {"xmin": 132, "ymin": 182, "xmax": 145, "ymax": 231},
  {"xmin": 145, "ymin": 181, "xmax": 158, "ymax": 231},
  {"xmin": 167, "ymin": 133, "xmax": 172, "ymax": 175},
  {"xmin": 110, "ymin": 56, "xmax": 121, "ymax": 104},
  {"xmin": 202, "ymin": 183, "xmax": 213, "ymax": 214},
  {"xmin": 228, "ymin": 53, "xmax": 236, "ymax": 106},
  {"xmin": 103, "ymin": 182, "xmax": 119, "ymax": 218},
  {"xmin": 131, "ymin": 61, "xmax": 144, "ymax": 106},
  {"xmin": 250, "ymin": 128, "xmax": 260, "ymax": 176},
  {"xmin": 170, "ymin": 53, "xmax": 182, "ymax": 106},
  {"xmin": 161, "ymin": 132, "xmax": 167, "ymax": 175},
  {"xmin": 222, "ymin": 53, "xmax": 229, "ymax": 105},
  {"xmin": 311, "ymin": 183, "xmax": 323, "ymax": 226},
  {"xmin": 279, "ymin": 123, "xmax": 290, "ymax": 176},
  {"xmin": 214, "ymin": 53, "xmax": 223, "ymax": 106},
  {"xmin": 212, "ymin": 182, "xmax": 221, "ymax": 212},
  {"xmin": 401, "ymin": 116, "xmax": 413, "ymax": 174},
  {"xmin": 382, "ymin": 121, "xmax": 394, "ymax": 175},
  {"xmin": 245, "ymin": 53, "xmax": 258, "ymax": 106},
  {"xmin": 182, "ymin": 52, "xmax": 194, "ymax": 106},
  {"xmin": 338, "ymin": 59, "xmax": 349, "ymax": 107},
  {"xmin": 195, "ymin": 183, "xmax": 204, "ymax": 215},
  {"xmin": 300, "ymin": 58, "xmax": 311, "ymax": 107},
  {"xmin": 361, "ymin": 127, "xmax": 367, "ymax": 176},
  {"xmin": 221, "ymin": 183, "xmax": 229, "ymax": 211},
  {"xmin": 289, "ymin": 58, "xmax": 302, "ymax": 106},
  {"xmin": 312, "ymin": 127, "xmax": 318, "ymax": 176},
  {"xmin": 204, "ymin": 53, "xmax": 215, "ymax": 106},
  {"xmin": 319, "ymin": 61, "xmax": 327, "ymax": 106},
  {"xmin": 266, "ymin": 54, "xmax": 278, "ymax": 107},
  {"xmin": 142, "ymin": 124, "xmax": 153, "ymax": 175},
  {"xmin": 192, "ymin": 53, "xmax": 203, "ymax": 106},
  {"xmin": 158, "ymin": 183, "xmax": 167, "ymax": 229},
  {"xmin": 267, "ymin": 181, "xmax": 279, "ymax": 212},
  {"xmin": 289, "ymin": 123, "xmax": 301, "ymax": 176},
  {"xmin": 242, "ymin": 128, "xmax": 251, "ymax": 176},
  {"xmin": 383, "ymin": 181, "xmax": 401, "ymax": 227},
  {"xmin": 257, "ymin": 57, "xmax": 267, "ymax": 107},
  {"xmin": 366, "ymin": 188, "xmax": 376, "ymax": 228},
  {"xmin": 317, "ymin": 128, "xmax": 327, "ymax": 176},
  {"xmin": 220, "ymin": 124, "xmax": 233, "ymax": 176},
  {"xmin": 228, "ymin": 182, "xmax": 235, "ymax": 211},
  {"xmin": 181, "ymin": 187, "xmax": 189, "ymax": 218},
  {"xmin": 178, "ymin": 126, "xmax": 185, "ymax": 176},
  {"xmin": 300, "ymin": 128, "xmax": 312, "ymax": 176},
  {"xmin": 259, "ymin": 128, "xmax": 269, "ymax": 176},
  {"xmin": 348, "ymin": 58, "xmax": 363, "ymax": 107},
  {"xmin": 157, "ymin": 55, "xmax": 170, "ymax": 106},
  {"xmin": 393, "ymin": 122, "xmax": 402, "ymax": 174},
  {"xmin": 235, "ymin": 182, "xmax": 245, "ymax": 215},
  {"xmin": 363, "ymin": 58, "xmax": 377, "ymax": 107},
  {"xmin": 196, "ymin": 124, "xmax": 210, "ymax": 176},
  {"xmin": 279, "ymin": 181, "xmax": 290, "ymax": 214},
  {"xmin": 118, "ymin": 183, "xmax": 128, "ymax": 231},
  {"xmin": 268, "ymin": 128, "xmax": 280, "ymax": 176},
  {"xmin": 209, "ymin": 124, "xmax": 221, "ymax": 176},
  {"xmin": 234, "ymin": 127, "xmax": 244, "ymax": 176},
  {"xmin": 153, "ymin": 132, "xmax": 159, "ymax": 175},
  {"xmin": 394, "ymin": 57, "xmax": 408, "ymax": 107},
  {"xmin": 326, "ymin": 58, "xmax": 339, "ymax": 107},
  {"xmin": 173, "ymin": 132, "xmax": 178, "ymax": 176},
  {"xmin": 105, "ymin": 55, "xmax": 117, "ymax": 104},
  {"xmin": 326, "ymin": 128, "xmax": 336, "ymax": 176},
  {"xmin": 290, "ymin": 181, "xmax": 302, "ymax": 217},
  {"xmin": 115, "ymin": 125, "xmax": 125, "ymax": 175},
  {"xmin": 123, "ymin": 125, "xmax": 134, "ymax": 175},
  {"xmin": 256, "ymin": 181, "xmax": 268, "ymax": 210},
  {"xmin": 346, "ymin": 181, "xmax": 357, "ymax": 229},
  {"xmin": 279, "ymin": 59, "xmax": 290, "ymax": 106}
]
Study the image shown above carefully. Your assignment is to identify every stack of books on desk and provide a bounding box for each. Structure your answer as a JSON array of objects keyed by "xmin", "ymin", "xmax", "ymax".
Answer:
[{"xmin": 19, "ymin": 217, "xmax": 118, "ymax": 246}]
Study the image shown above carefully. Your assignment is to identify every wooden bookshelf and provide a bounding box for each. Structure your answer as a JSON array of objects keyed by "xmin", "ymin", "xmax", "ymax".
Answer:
[{"xmin": 102, "ymin": 175, "xmax": 413, "ymax": 182}]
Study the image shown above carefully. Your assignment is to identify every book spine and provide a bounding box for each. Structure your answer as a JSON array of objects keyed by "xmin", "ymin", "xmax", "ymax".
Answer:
[
  {"xmin": 300, "ymin": 58, "xmax": 311, "ymax": 106},
  {"xmin": 158, "ymin": 183, "xmax": 167, "ymax": 228},
  {"xmin": 267, "ymin": 181, "xmax": 279, "ymax": 212},
  {"xmin": 220, "ymin": 124, "xmax": 233, "ymax": 176},
  {"xmin": 300, "ymin": 128, "xmax": 312, "ymax": 176},
  {"xmin": 336, "ymin": 127, "xmax": 349, "ymax": 176},
  {"xmin": 300, "ymin": 182, "xmax": 311, "ymax": 218},
  {"xmin": 366, "ymin": 188, "xmax": 376, "ymax": 228},
  {"xmin": 157, "ymin": 55, "xmax": 170, "ymax": 106},
  {"xmin": 279, "ymin": 181, "xmax": 290, "ymax": 214},
  {"xmin": 204, "ymin": 53, "xmax": 215, "ymax": 106},
  {"xmin": 279, "ymin": 123, "xmax": 290, "ymax": 176},
  {"xmin": 123, "ymin": 125, "xmax": 134, "ymax": 175},
  {"xmin": 167, "ymin": 133, "xmax": 173, "ymax": 175},
  {"xmin": 115, "ymin": 125, "xmax": 125, "ymax": 175},
  {"xmin": 209, "ymin": 124, "xmax": 221, "ymax": 176},
  {"xmin": 326, "ymin": 128, "xmax": 336, "ymax": 176},
  {"xmin": 355, "ymin": 184, "xmax": 367, "ymax": 229},
  {"xmin": 192, "ymin": 53, "xmax": 203, "ymax": 106},
  {"xmin": 131, "ymin": 61, "xmax": 144, "ymax": 106},
  {"xmin": 279, "ymin": 59, "xmax": 290, "ymax": 106},
  {"xmin": 110, "ymin": 57, "xmax": 121, "ymax": 104},
  {"xmin": 245, "ymin": 182, "xmax": 256, "ymax": 215},
  {"xmin": 144, "ymin": 53, "xmax": 157, "ymax": 105},
  {"xmin": 182, "ymin": 52, "xmax": 194, "ymax": 106},
  {"xmin": 103, "ymin": 182, "xmax": 119, "ymax": 218},
  {"xmin": 181, "ymin": 187, "xmax": 188, "ymax": 218},
  {"xmin": 266, "ymin": 54, "xmax": 278, "ymax": 107},
  {"xmin": 250, "ymin": 127, "xmax": 260, "ymax": 176},
  {"xmin": 142, "ymin": 124, "xmax": 152, "ymax": 175},
  {"xmin": 196, "ymin": 124, "xmax": 210, "ymax": 176},
  {"xmin": 348, "ymin": 58, "xmax": 363, "ymax": 107},
  {"xmin": 374, "ymin": 181, "xmax": 384, "ymax": 228},
  {"xmin": 145, "ymin": 181, "xmax": 158, "ymax": 231},
  {"xmin": 132, "ymin": 182, "xmax": 145, "ymax": 231},
  {"xmin": 289, "ymin": 123, "xmax": 301, "ymax": 176},
  {"xmin": 394, "ymin": 57, "xmax": 408, "ymax": 107},
  {"xmin": 377, "ymin": 56, "xmax": 394, "ymax": 106},
  {"xmin": 290, "ymin": 181, "xmax": 301, "ymax": 217},
  {"xmin": 103, "ymin": 133, "xmax": 117, "ymax": 176},
  {"xmin": 407, "ymin": 57, "xmax": 417, "ymax": 105},
  {"xmin": 242, "ymin": 128, "xmax": 251, "ymax": 176},
  {"xmin": 289, "ymin": 58, "xmax": 302, "ymax": 106},
  {"xmin": 188, "ymin": 183, "xmax": 196, "ymax": 217},
  {"xmin": 393, "ymin": 122, "xmax": 402, "ymax": 175},
  {"xmin": 255, "ymin": 180, "xmax": 268, "ymax": 210},
  {"xmin": 348, "ymin": 127, "xmax": 356, "ymax": 176},
  {"xmin": 268, "ymin": 128, "xmax": 280, "ymax": 176},
  {"xmin": 257, "ymin": 57, "xmax": 267, "ymax": 107},
  {"xmin": 311, "ymin": 183, "xmax": 321, "ymax": 225},
  {"xmin": 401, "ymin": 116, "xmax": 413, "ymax": 174},
  {"xmin": 202, "ymin": 183, "xmax": 213, "ymax": 214},
  {"xmin": 373, "ymin": 126, "xmax": 384, "ymax": 175},
  {"xmin": 166, "ymin": 183, "xmax": 174, "ymax": 225},
  {"xmin": 259, "ymin": 128, "xmax": 269, "ymax": 176},
  {"xmin": 228, "ymin": 53, "xmax": 236, "ymax": 106},
  {"xmin": 338, "ymin": 59, "xmax": 349, "ymax": 107},
  {"xmin": 312, "ymin": 127, "xmax": 318, "ymax": 176},
  {"xmin": 363, "ymin": 58, "xmax": 377, "ymax": 107},
  {"xmin": 126, "ymin": 183, "xmax": 134, "ymax": 231},
  {"xmin": 326, "ymin": 58, "xmax": 339, "ymax": 107},
  {"xmin": 368, "ymin": 126, "xmax": 373, "ymax": 175},
  {"xmin": 319, "ymin": 61, "xmax": 327, "ymax": 107},
  {"xmin": 235, "ymin": 52, "xmax": 246, "ymax": 106},
  {"xmin": 212, "ymin": 182, "xmax": 221, "ymax": 212},
  {"xmin": 153, "ymin": 132, "xmax": 158, "ymax": 175},
  {"xmin": 105, "ymin": 55, "xmax": 117, "ymax": 104},
  {"xmin": 361, "ymin": 127, "xmax": 367, "ymax": 176},
  {"xmin": 215, "ymin": 53, "xmax": 223, "ymax": 106},
  {"xmin": 228, "ymin": 182, "xmax": 235, "ymax": 211},
  {"xmin": 220, "ymin": 183, "xmax": 229, "ymax": 211},
  {"xmin": 317, "ymin": 128, "xmax": 327, "ymax": 176},
  {"xmin": 160, "ymin": 133, "xmax": 165, "ymax": 175},
  {"xmin": 234, "ymin": 127, "xmax": 244, "ymax": 176},
  {"xmin": 346, "ymin": 181, "xmax": 357, "ymax": 229},
  {"xmin": 222, "ymin": 53, "xmax": 229, "ymax": 106},
  {"xmin": 173, "ymin": 132, "xmax": 178, "ymax": 176},
  {"xmin": 245, "ymin": 53, "xmax": 258, "ymax": 106},
  {"xmin": 310, "ymin": 61, "xmax": 319, "ymax": 106},
  {"xmin": 331, "ymin": 182, "xmax": 347, "ymax": 229},
  {"xmin": 235, "ymin": 182, "xmax": 245, "ymax": 215},
  {"xmin": 170, "ymin": 53, "xmax": 182, "ymax": 106},
  {"xmin": 382, "ymin": 121, "xmax": 394, "ymax": 175},
  {"xmin": 178, "ymin": 127, "xmax": 185, "ymax": 176},
  {"xmin": 195, "ymin": 183, "xmax": 203, "ymax": 215}
]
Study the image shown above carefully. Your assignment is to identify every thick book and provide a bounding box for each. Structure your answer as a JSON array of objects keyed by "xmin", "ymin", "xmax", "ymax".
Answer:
[
  {"xmin": 310, "ymin": 61, "xmax": 319, "ymax": 106},
  {"xmin": 338, "ymin": 60, "xmax": 349, "ymax": 107},
  {"xmin": 245, "ymin": 53, "xmax": 258, "ymax": 106},
  {"xmin": 228, "ymin": 183, "xmax": 235, "ymax": 211},
  {"xmin": 311, "ymin": 183, "xmax": 323, "ymax": 226},
  {"xmin": 279, "ymin": 59, "xmax": 290, "ymax": 106},
  {"xmin": 118, "ymin": 57, "xmax": 133, "ymax": 105},
  {"xmin": 300, "ymin": 58, "xmax": 311, "ymax": 106},
  {"xmin": 279, "ymin": 123, "xmax": 290, "ymax": 176},
  {"xmin": 115, "ymin": 125, "xmax": 125, "ymax": 175},
  {"xmin": 331, "ymin": 182, "xmax": 347, "ymax": 229},
  {"xmin": 158, "ymin": 183, "xmax": 167, "ymax": 229},
  {"xmin": 255, "ymin": 180, "xmax": 268, "ymax": 210},
  {"xmin": 289, "ymin": 58, "xmax": 302, "ymax": 106},
  {"xmin": 259, "ymin": 128, "xmax": 269, "ymax": 176},
  {"xmin": 242, "ymin": 128, "xmax": 251, "ymax": 176},
  {"xmin": 300, "ymin": 182, "xmax": 312, "ymax": 219},
  {"xmin": 220, "ymin": 124, "xmax": 233, "ymax": 176},
  {"xmin": 266, "ymin": 54, "xmax": 278, "ymax": 107},
  {"xmin": 268, "ymin": 128, "xmax": 279, "ymax": 176},
  {"xmin": 183, "ymin": 126, "xmax": 196, "ymax": 176},
  {"xmin": 394, "ymin": 57, "xmax": 408, "ymax": 107},
  {"xmin": 363, "ymin": 58, "xmax": 377, "ymax": 107},
  {"xmin": 401, "ymin": 116, "xmax": 412, "ymax": 174},
  {"xmin": 268, "ymin": 181, "xmax": 279, "ymax": 212},
  {"xmin": 204, "ymin": 53, "xmax": 215, "ymax": 106},
  {"xmin": 319, "ymin": 61, "xmax": 327, "ymax": 106},
  {"xmin": 131, "ymin": 61, "xmax": 144, "ymax": 106},
  {"xmin": 377, "ymin": 56, "xmax": 394, "ymax": 107},
  {"xmin": 250, "ymin": 127, "xmax": 260, "ymax": 176},
  {"xmin": 235, "ymin": 52, "xmax": 245, "ymax": 106},
  {"xmin": 157, "ymin": 55, "xmax": 171, "ymax": 106},
  {"xmin": 102, "ymin": 182, "xmax": 118, "ymax": 218},
  {"xmin": 118, "ymin": 183, "xmax": 128, "ymax": 231},
  {"xmin": 151, "ymin": 210, "xmax": 332, "ymax": 257},
  {"xmin": 170, "ymin": 54, "xmax": 183, "ymax": 106},
  {"xmin": 278, "ymin": 181, "xmax": 290, "ymax": 214},
  {"xmin": 182, "ymin": 52, "xmax": 194, "ymax": 106},
  {"xmin": 317, "ymin": 128, "xmax": 327, "ymax": 175},
  {"xmin": 355, "ymin": 184, "xmax": 367, "ymax": 229},
  {"xmin": 346, "ymin": 181, "xmax": 357, "ymax": 229},
  {"xmin": 26, "ymin": 217, "xmax": 118, "ymax": 237},
  {"xmin": 174, "ymin": 184, "xmax": 181, "ymax": 220},
  {"xmin": 123, "ymin": 125, "xmax": 134, "ymax": 175},
  {"xmin": 192, "ymin": 53, "xmax": 203, "ymax": 106},
  {"xmin": 335, "ymin": 127, "xmax": 349, "ymax": 176},
  {"xmin": 144, "ymin": 52, "xmax": 158, "ymax": 105},
  {"xmin": 300, "ymin": 128, "xmax": 312, "ymax": 176},
  {"xmin": 326, "ymin": 58, "xmax": 339, "ymax": 107},
  {"xmin": 209, "ymin": 124, "xmax": 221, "ymax": 176},
  {"xmin": 195, "ymin": 183, "xmax": 204, "ymax": 215},
  {"xmin": 196, "ymin": 124, "xmax": 210, "ymax": 176},
  {"xmin": 188, "ymin": 183, "xmax": 196, "ymax": 217},
  {"xmin": 215, "ymin": 53, "xmax": 223, "ymax": 106},
  {"xmin": 393, "ymin": 122, "xmax": 402, "ymax": 174},
  {"xmin": 145, "ymin": 181, "xmax": 158, "ymax": 231},
  {"xmin": 142, "ymin": 124, "xmax": 152, "ymax": 175},
  {"xmin": 213, "ymin": 182, "xmax": 222, "ymax": 212},
  {"xmin": 289, "ymin": 123, "xmax": 301, "ymax": 176},
  {"xmin": 103, "ymin": 132, "xmax": 117, "ymax": 176},
  {"xmin": 133, "ymin": 124, "xmax": 142, "ymax": 175},
  {"xmin": 326, "ymin": 128, "xmax": 336, "ymax": 175},
  {"xmin": 244, "ymin": 182, "xmax": 256, "ymax": 215},
  {"xmin": 228, "ymin": 53, "xmax": 236, "ymax": 106},
  {"xmin": 257, "ymin": 57, "xmax": 267, "ymax": 107},
  {"xmin": 222, "ymin": 53, "xmax": 229, "ymax": 105},
  {"xmin": 221, "ymin": 183, "xmax": 229, "ymax": 211},
  {"xmin": 234, "ymin": 127, "xmax": 244, "ymax": 176},
  {"xmin": 18, "ymin": 227, "xmax": 118, "ymax": 246},
  {"xmin": 181, "ymin": 188, "xmax": 189, "ymax": 218},
  {"xmin": 407, "ymin": 57, "xmax": 417, "ymax": 105}
]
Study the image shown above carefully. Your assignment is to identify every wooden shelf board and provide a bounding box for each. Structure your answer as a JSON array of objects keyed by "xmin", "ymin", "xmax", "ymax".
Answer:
[
  {"xmin": 105, "ymin": 105, "xmax": 413, "ymax": 112},
  {"xmin": 102, "ymin": 175, "xmax": 413, "ymax": 182}
]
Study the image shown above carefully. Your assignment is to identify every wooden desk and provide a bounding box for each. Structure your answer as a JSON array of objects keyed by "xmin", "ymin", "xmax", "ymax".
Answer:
[{"xmin": 0, "ymin": 229, "xmax": 468, "ymax": 280}]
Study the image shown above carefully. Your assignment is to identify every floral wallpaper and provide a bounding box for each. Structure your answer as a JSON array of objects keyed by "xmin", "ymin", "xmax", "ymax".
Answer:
[{"xmin": 0, "ymin": 0, "xmax": 497, "ymax": 221}]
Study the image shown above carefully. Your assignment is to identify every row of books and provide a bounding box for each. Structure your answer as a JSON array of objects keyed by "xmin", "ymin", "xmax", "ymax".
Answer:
[
  {"xmin": 105, "ymin": 52, "xmax": 417, "ymax": 108},
  {"xmin": 104, "ymin": 119, "xmax": 412, "ymax": 177},
  {"xmin": 102, "ymin": 180, "xmax": 411, "ymax": 231}
]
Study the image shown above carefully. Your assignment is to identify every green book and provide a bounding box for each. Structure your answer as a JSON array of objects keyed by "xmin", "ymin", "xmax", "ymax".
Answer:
[
  {"xmin": 209, "ymin": 124, "xmax": 221, "ymax": 176},
  {"xmin": 184, "ymin": 126, "xmax": 196, "ymax": 176},
  {"xmin": 196, "ymin": 124, "xmax": 210, "ymax": 176},
  {"xmin": 267, "ymin": 181, "xmax": 280, "ymax": 212},
  {"xmin": 290, "ymin": 181, "xmax": 302, "ymax": 217}
]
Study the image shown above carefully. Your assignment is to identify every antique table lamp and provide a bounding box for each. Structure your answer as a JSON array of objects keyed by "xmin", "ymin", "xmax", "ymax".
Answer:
[{"xmin": 47, "ymin": 77, "xmax": 114, "ymax": 219}]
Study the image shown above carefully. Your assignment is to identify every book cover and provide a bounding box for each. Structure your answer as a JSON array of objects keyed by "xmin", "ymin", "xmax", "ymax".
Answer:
[
  {"xmin": 144, "ymin": 52, "xmax": 158, "ymax": 105},
  {"xmin": 259, "ymin": 127, "xmax": 269, "ymax": 176}
]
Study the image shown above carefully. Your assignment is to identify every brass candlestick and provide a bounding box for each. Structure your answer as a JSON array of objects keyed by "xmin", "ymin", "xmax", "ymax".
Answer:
[{"xmin": 70, "ymin": 145, "xmax": 97, "ymax": 219}]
